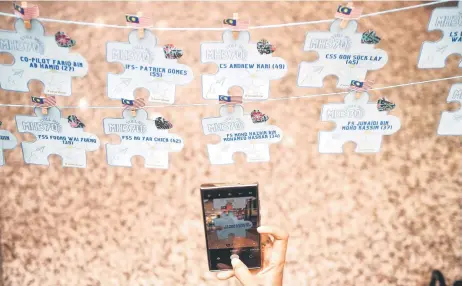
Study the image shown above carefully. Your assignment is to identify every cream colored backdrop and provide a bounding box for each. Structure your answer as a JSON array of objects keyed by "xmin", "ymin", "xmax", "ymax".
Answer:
[{"xmin": 0, "ymin": 1, "xmax": 461, "ymax": 286}]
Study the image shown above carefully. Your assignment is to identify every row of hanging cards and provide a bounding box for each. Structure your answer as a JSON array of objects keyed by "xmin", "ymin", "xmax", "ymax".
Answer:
[
  {"xmin": 0, "ymin": 3, "xmax": 461, "ymax": 168},
  {"xmin": 1, "ymin": 81, "xmax": 460, "ymax": 169},
  {"xmin": 2, "ymin": 2, "xmax": 460, "ymax": 101}
]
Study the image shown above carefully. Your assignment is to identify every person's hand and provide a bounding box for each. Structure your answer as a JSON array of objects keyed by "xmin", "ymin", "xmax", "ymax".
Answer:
[{"xmin": 216, "ymin": 226, "xmax": 289, "ymax": 286}]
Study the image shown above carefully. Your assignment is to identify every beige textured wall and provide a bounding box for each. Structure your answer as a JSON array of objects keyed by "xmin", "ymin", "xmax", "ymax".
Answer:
[{"xmin": 0, "ymin": 1, "xmax": 461, "ymax": 285}]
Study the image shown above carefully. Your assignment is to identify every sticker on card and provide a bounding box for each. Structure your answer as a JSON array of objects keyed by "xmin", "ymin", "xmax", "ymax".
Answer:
[
  {"xmin": 202, "ymin": 104, "xmax": 283, "ymax": 164},
  {"xmin": 418, "ymin": 1, "xmax": 462, "ymax": 69},
  {"xmin": 106, "ymin": 30, "xmax": 193, "ymax": 104},
  {"xmin": 103, "ymin": 109, "xmax": 184, "ymax": 169},
  {"xmin": 15, "ymin": 107, "xmax": 100, "ymax": 168},
  {"xmin": 0, "ymin": 19, "xmax": 88, "ymax": 96},
  {"xmin": 200, "ymin": 30, "xmax": 288, "ymax": 101},
  {"xmin": 319, "ymin": 91, "xmax": 400, "ymax": 153},
  {"xmin": 437, "ymin": 84, "xmax": 462, "ymax": 135},
  {"xmin": 0, "ymin": 121, "xmax": 18, "ymax": 166},
  {"xmin": 297, "ymin": 19, "xmax": 388, "ymax": 89}
]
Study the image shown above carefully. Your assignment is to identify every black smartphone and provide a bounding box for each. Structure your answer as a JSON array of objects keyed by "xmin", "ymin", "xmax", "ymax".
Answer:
[{"xmin": 200, "ymin": 183, "xmax": 261, "ymax": 271}]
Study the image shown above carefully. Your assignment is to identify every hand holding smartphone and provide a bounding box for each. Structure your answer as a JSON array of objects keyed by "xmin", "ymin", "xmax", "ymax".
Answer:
[{"xmin": 200, "ymin": 183, "xmax": 262, "ymax": 271}]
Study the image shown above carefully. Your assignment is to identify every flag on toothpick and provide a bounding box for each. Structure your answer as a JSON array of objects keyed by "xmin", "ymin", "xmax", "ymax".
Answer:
[
  {"xmin": 13, "ymin": 3, "xmax": 39, "ymax": 20},
  {"xmin": 350, "ymin": 79, "xmax": 374, "ymax": 92},
  {"xmin": 219, "ymin": 95, "xmax": 242, "ymax": 104},
  {"xmin": 125, "ymin": 14, "xmax": 152, "ymax": 28},
  {"xmin": 31, "ymin": 96, "xmax": 56, "ymax": 107},
  {"xmin": 335, "ymin": 5, "xmax": 363, "ymax": 20},
  {"xmin": 122, "ymin": 98, "xmax": 145, "ymax": 109},
  {"xmin": 223, "ymin": 18, "xmax": 249, "ymax": 30},
  {"xmin": 223, "ymin": 19, "xmax": 236, "ymax": 26}
]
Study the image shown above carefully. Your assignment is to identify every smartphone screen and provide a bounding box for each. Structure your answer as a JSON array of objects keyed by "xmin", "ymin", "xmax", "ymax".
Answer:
[{"xmin": 200, "ymin": 183, "xmax": 261, "ymax": 271}]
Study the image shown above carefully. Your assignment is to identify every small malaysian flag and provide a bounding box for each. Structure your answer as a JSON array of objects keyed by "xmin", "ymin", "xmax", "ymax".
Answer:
[
  {"xmin": 125, "ymin": 14, "xmax": 152, "ymax": 28},
  {"xmin": 122, "ymin": 98, "xmax": 145, "ymax": 109},
  {"xmin": 223, "ymin": 19, "xmax": 236, "ymax": 26},
  {"xmin": 335, "ymin": 5, "xmax": 363, "ymax": 20},
  {"xmin": 223, "ymin": 18, "xmax": 250, "ymax": 30},
  {"xmin": 13, "ymin": 3, "xmax": 39, "ymax": 20},
  {"xmin": 350, "ymin": 79, "xmax": 374, "ymax": 92},
  {"xmin": 31, "ymin": 96, "xmax": 56, "ymax": 107},
  {"xmin": 219, "ymin": 95, "xmax": 243, "ymax": 105}
]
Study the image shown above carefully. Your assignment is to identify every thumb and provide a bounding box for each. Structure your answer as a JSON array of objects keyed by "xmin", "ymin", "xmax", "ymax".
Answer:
[{"xmin": 231, "ymin": 258, "xmax": 256, "ymax": 286}]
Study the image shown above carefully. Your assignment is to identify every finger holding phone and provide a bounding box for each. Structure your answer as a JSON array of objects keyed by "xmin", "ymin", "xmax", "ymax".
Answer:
[
  {"xmin": 217, "ymin": 225, "xmax": 289, "ymax": 286},
  {"xmin": 200, "ymin": 183, "xmax": 289, "ymax": 286}
]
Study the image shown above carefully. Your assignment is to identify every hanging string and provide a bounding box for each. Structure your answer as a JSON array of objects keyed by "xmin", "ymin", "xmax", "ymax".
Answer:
[
  {"xmin": 0, "ymin": 1, "xmax": 452, "ymax": 31},
  {"xmin": 0, "ymin": 75, "xmax": 460, "ymax": 109}
]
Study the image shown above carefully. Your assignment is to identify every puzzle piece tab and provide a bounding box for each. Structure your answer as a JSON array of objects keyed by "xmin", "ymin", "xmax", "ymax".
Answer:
[
  {"xmin": 202, "ymin": 105, "xmax": 283, "ymax": 164},
  {"xmin": 418, "ymin": 1, "xmax": 462, "ymax": 68},
  {"xmin": 297, "ymin": 19, "xmax": 388, "ymax": 89},
  {"xmin": 16, "ymin": 107, "xmax": 100, "ymax": 168},
  {"xmin": 103, "ymin": 109, "xmax": 184, "ymax": 169},
  {"xmin": 437, "ymin": 84, "xmax": 462, "ymax": 135},
  {"xmin": 319, "ymin": 91, "xmax": 401, "ymax": 153},
  {"xmin": 0, "ymin": 19, "xmax": 88, "ymax": 96},
  {"xmin": 201, "ymin": 31, "xmax": 288, "ymax": 100},
  {"xmin": 0, "ymin": 127, "xmax": 18, "ymax": 166},
  {"xmin": 107, "ymin": 30, "xmax": 193, "ymax": 104}
]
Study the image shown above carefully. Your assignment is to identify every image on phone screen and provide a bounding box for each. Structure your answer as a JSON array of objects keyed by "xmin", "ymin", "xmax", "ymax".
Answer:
[{"xmin": 200, "ymin": 184, "xmax": 261, "ymax": 271}]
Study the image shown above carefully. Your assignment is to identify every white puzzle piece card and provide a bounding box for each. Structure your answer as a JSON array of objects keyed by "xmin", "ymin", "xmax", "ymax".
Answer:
[
  {"xmin": 437, "ymin": 84, "xmax": 462, "ymax": 135},
  {"xmin": 0, "ymin": 19, "xmax": 88, "ymax": 96},
  {"xmin": 202, "ymin": 105, "xmax": 283, "ymax": 165},
  {"xmin": 103, "ymin": 109, "xmax": 184, "ymax": 169},
  {"xmin": 106, "ymin": 30, "xmax": 193, "ymax": 104},
  {"xmin": 297, "ymin": 19, "xmax": 388, "ymax": 89},
  {"xmin": 212, "ymin": 197, "xmax": 254, "ymax": 240},
  {"xmin": 418, "ymin": 1, "xmax": 462, "ymax": 68},
  {"xmin": 319, "ymin": 91, "xmax": 401, "ymax": 153},
  {"xmin": 15, "ymin": 107, "xmax": 100, "ymax": 168},
  {"xmin": 201, "ymin": 31, "xmax": 288, "ymax": 100},
  {"xmin": 213, "ymin": 212, "xmax": 253, "ymax": 240},
  {"xmin": 0, "ymin": 124, "xmax": 18, "ymax": 166}
]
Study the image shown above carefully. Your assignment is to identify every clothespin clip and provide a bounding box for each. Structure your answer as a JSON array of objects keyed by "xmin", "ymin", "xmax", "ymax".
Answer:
[
  {"xmin": 121, "ymin": 98, "xmax": 145, "ymax": 117},
  {"xmin": 31, "ymin": 95, "xmax": 56, "ymax": 115},
  {"xmin": 223, "ymin": 13, "xmax": 250, "ymax": 40},
  {"xmin": 125, "ymin": 13, "xmax": 152, "ymax": 40},
  {"xmin": 219, "ymin": 95, "xmax": 243, "ymax": 106},
  {"xmin": 335, "ymin": 2, "xmax": 363, "ymax": 29},
  {"xmin": 13, "ymin": 2, "xmax": 39, "ymax": 29},
  {"xmin": 232, "ymin": 13, "xmax": 240, "ymax": 40}
]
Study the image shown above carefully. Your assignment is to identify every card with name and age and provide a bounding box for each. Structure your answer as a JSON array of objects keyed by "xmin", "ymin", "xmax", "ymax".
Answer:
[
  {"xmin": 201, "ymin": 30, "xmax": 288, "ymax": 101},
  {"xmin": 319, "ymin": 91, "xmax": 401, "ymax": 153},
  {"xmin": 103, "ymin": 108, "xmax": 184, "ymax": 169},
  {"xmin": 437, "ymin": 84, "xmax": 462, "ymax": 136},
  {"xmin": 106, "ymin": 30, "xmax": 193, "ymax": 104},
  {"xmin": 15, "ymin": 107, "xmax": 100, "ymax": 168},
  {"xmin": 202, "ymin": 104, "xmax": 283, "ymax": 165},
  {"xmin": 0, "ymin": 122, "xmax": 18, "ymax": 166},
  {"xmin": 297, "ymin": 19, "xmax": 388, "ymax": 89},
  {"xmin": 418, "ymin": 1, "xmax": 462, "ymax": 68},
  {"xmin": 0, "ymin": 19, "xmax": 88, "ymax": 96}
]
